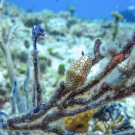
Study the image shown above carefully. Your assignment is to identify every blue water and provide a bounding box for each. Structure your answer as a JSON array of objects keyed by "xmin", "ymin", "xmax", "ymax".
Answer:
[{"xmin": 6, "ymin": 0, "xmax": 135, "ymax": 19}]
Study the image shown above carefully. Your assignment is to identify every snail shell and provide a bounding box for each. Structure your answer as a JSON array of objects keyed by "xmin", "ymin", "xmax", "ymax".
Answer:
[
  {"xmin": 65, "ymin": 55, "xmax": 92, "ymax": 91},
  {"xmin": 118, "ymin": 57, "xmax": 131, "ymax": 73}
]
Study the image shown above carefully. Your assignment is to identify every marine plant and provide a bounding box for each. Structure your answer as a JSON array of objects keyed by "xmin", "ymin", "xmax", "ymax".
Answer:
[{"xmin": 0, "ymin": 0, "xmax": 135, "ymax": 135}]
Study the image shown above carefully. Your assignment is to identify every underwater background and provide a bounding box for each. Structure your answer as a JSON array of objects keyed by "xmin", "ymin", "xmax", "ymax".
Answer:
[
  {"xmin": 0, "ymin": 0, "xmax": 135, "ymax": 135},
  {"xmin": 6, "ymin": 0, "xmax": 135, "ymax": 21}
]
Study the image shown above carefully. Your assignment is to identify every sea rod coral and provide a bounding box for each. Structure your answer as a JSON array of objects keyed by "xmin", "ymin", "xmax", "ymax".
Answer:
[{"xmin": 1, "ymin": 0, "xmax": 135, "ymax": 135}]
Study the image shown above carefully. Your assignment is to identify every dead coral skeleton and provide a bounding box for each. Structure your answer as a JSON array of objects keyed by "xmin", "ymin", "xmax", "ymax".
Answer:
[{"xmin": 0, "ymin": 0, "xmax": 135, "ymax": 135}]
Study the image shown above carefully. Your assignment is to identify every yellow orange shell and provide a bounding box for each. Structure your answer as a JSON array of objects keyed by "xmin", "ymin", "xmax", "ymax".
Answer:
[{"xmin": 65, "ymin": 55, "xmax": 92, "ymax": 91}]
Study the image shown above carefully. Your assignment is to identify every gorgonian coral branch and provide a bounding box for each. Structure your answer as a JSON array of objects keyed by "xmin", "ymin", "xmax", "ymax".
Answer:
[
  {"xmin": 1, "ymin": 23, "xmax": 135, "ymax": 135},
  {"xmin": 32, "ymin": 25, "xmax": 45, "ymax": 105},
  {"xmin": 92, "ymin": 38, "xmax": 104, "ymax": 64}
]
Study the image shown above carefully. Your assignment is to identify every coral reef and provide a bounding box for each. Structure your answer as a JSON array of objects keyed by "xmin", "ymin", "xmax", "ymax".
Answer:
[
  {"xmin": 46, "ymin": 17, "xmax": 67, "ymax": 35},
  {"xmin": 93, "ymin": 103, "xmax": 133, "ymax": 134},
  {"xmin": 93, "ymin": 114, "xmax": 125, "ymax": 134},
  {"xmin": 0, "ymin": 0, "xmax": 135, "ymax": 135}
]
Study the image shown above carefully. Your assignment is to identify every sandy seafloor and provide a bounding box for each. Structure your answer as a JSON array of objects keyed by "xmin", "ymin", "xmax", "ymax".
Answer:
[{"xmin": 0, "ymin": 2, "xmax": 135, "ymax": 135}]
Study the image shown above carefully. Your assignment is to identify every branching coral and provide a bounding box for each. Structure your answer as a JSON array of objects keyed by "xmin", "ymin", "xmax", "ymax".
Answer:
[
  {"xmin": 93, "ymin": 114, "xmax": 125, "ymax": 135},
  {"xmin": 0, "ymin": 0, "xmax": 135, "ymax": 135},
  {"xmin": 93, "ymin": 103, "xmax": 132, "ymax": 134}
]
